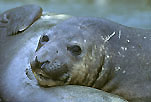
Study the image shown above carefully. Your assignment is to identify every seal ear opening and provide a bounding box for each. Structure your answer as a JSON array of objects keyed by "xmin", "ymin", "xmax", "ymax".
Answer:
[{"xmin": 0, "ymin": 4, "xmax": 42, "ymax": 36}]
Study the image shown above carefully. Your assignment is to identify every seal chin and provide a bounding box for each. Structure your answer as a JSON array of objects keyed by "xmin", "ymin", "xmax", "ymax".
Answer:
[{"xmin": 33, "ymin": 71, "xmax": 70, "ymax": 87}]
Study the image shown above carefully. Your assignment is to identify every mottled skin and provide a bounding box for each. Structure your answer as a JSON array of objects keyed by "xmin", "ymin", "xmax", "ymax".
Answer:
[
  {"xmin": 31, "ymin": 17, "xmax": 151, "ymax": 102},
  {"xmin": 0, "ymin": 4, "xmax": 42, "ymax": 37}
]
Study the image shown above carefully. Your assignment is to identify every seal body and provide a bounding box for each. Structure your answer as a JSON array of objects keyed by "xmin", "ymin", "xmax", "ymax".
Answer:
[{"xmin": 31, "ymin": 17, "xmax": 151, "ymax": 102}]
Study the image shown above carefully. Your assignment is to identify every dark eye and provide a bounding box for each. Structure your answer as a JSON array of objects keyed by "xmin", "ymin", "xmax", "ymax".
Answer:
[
  {"xmin": 67, "ymin": 45, "xmax": 82, "ymax": 56},
  {"xmin": 41, "ymin": 35, "xmax": 49, "ymax": 42}
]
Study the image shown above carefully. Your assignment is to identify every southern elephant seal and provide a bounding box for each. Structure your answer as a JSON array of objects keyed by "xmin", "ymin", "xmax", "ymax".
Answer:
[
  {"xmin": 0, "ymin": 5, "xmax": 127, "ymax": 102},
  {"xmin": 31, "ymin": 17, "xmax": 151, "ymax": 102}
]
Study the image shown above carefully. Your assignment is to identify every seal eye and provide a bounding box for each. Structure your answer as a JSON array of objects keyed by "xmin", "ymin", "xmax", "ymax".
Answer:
[
  {"xmin": 67, "ymin": 45, "xmax": 82, "ymax": 56},
  {"xmin": 41, "ymin": 35, "xmax": 49, "ymax": 42}
]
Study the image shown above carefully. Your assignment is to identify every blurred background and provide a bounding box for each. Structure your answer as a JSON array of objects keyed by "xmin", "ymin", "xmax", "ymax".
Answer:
[{"xmin": 0, "ymin": 0, "xmax": 151, "ymax": 29}]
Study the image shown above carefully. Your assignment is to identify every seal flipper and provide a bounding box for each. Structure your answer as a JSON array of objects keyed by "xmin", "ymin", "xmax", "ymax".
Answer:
[{"xmin": 0, "ymin": 4, "xmax": 42, "ymax": 36}]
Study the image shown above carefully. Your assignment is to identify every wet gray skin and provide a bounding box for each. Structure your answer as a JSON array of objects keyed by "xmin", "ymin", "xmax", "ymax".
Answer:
[
  {"xmin": 31, "ymin": 17, "xmax": 151, "ymax": 102},
  {"xmin": 0, "ymin": 5, "xmax": 127, "ymax": 102}
]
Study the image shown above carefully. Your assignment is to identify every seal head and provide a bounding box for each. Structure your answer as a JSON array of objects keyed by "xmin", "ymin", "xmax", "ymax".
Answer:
[{"xmin": 30, "ymin": 17, "xmax": 107, "ymax": 87}]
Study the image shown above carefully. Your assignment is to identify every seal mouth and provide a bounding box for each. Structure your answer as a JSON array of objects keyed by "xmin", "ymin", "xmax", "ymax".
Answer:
[
  {"xmin": 32, "ymin": 68, "xmax": 51, "ymax": 82},
  {"xmin": 35, "ymin": 71, "xmax": 50, "ymax": 80},
  {"xmin": 33, "ymin": 71, "xmax": 66, "ymax": 87}
]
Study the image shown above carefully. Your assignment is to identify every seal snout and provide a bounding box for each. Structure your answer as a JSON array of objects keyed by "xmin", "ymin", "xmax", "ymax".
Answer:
[
  {"xmin": 30, "ymin": 56, "xmax": 41, "ymax": 70},
  {"xmin": 30, "ymin": 56, "xmax": 48, "ymax": 70},
  {"xmin": 30, "ymin": 56, "xmax": 69, "ymax": 82}
]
